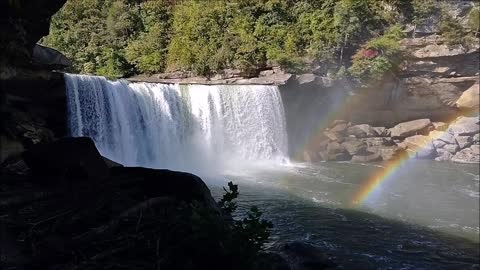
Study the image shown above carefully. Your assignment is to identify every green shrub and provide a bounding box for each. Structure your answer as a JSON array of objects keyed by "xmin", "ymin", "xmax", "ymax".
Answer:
[{"xmin": 349, "ymin": 25, "xmax": 405, "ymax": 83}]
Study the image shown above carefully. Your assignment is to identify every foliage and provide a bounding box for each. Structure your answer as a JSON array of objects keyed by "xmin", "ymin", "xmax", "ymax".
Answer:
[
  {"xmin": 44, "ymin": 0, "xmax": 410, "ymax": 78},
  {"xmin": 439, "ymin": 7, "xmax": 470, "ymax": 47},
  {"xmin": 349, "ymin": 25, "xmax": 405, "ymax": 82},
  {"xmin": 467, "ymin": 6, "xmax": 480, "ymax": 34},
  {"xmin": 218, "ymin": 181, "xmax": 239, "ymax": 214},
  {"xmin": 220, "ymin": 181, "xmax": 273, "ymax": 258},
  {"xmin": 44, "ymin": 0, "xmax": 475, "ymax": 83}
]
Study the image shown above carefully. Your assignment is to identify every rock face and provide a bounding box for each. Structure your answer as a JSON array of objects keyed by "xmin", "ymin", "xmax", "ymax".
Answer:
[
  {"xmin": 23, "ymin": 137, "xmax": 110, "ymax": 183},
  {"xmin": 389, "ymin": 119, "xmax": 432, "ymax": 139},
  {"xmin": 0, "ymin": 0, "xmax": 67, "ymax": 64}
]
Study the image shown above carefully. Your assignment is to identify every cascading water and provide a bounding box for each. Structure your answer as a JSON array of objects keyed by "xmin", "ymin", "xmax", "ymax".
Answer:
[{"xmin": 65, "ymin": 74, "xmax": 288, "ymax": 173}]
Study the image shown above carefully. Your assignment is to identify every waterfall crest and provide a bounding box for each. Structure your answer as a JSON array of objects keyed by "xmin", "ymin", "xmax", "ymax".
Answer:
[{"xmin": 65, "ymin": 74, "xmax": 288, "ymax": 173}]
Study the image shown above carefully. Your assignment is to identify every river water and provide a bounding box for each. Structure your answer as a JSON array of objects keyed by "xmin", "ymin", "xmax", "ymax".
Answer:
[{"xmin": 209, "ymin": 160, "xmax": 479, "ymax": 269}]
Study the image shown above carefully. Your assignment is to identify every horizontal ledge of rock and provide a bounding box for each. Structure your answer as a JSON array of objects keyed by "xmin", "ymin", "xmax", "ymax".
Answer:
[{"xmin": 128, "ymin": 73, "xmax": 295, "ymax": 86}]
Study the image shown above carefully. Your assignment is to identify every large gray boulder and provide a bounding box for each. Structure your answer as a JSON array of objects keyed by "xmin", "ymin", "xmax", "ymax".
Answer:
[
  {"xmin": 447, "ymin": 116, "xmax": 480, "ymax": 136},
  {"xmin": 346, "ymin": 124, "xmax": 377, "ymax": 138},
  {"xmin": 452, "ymin": 145, "xmax": 480, "ymax": 163},
  {"xmin": 389, "ymin": 119, "xmax": 432, "ymax": 139}
]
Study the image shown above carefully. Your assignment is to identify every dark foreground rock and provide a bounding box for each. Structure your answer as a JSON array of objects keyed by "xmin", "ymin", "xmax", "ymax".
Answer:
[{"xmin": 1, "ymin": 137, "xmax": 294, "ymax": 270}]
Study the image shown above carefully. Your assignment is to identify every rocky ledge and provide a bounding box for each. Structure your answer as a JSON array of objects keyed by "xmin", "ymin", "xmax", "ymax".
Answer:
[{"xmin": 304, "ymin": 116, "xmax": 480, "ymax": 164}]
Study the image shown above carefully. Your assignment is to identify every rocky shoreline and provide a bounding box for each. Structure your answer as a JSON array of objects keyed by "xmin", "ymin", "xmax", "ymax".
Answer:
[{"xmin": 302, "ymin": 116, "xmax": 479, "ymax": 164}]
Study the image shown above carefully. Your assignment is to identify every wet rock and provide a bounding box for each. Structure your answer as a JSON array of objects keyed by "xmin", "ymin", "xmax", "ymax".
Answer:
[
  {"xmin": 455, "ymin": 83, "xmax": 479, "ymax": 111},
  {"xmin": 346, "ymin": 124, "xmax": 377, "ymax": 138},
  {"xmin": 447, "ymin": 116, "xmax": 479, "ymax": 136},
  {"xmin": 404, "ymin": 135, "xmax": 437, "ymax": 159},
  {"xmin": 389, "ymin": 119, "xmax": 432, "ymax": 139},
  {"xmin": 455, "ymin": 135, "xmax": 473, "ymax": 149},
  {"xmin": 351, "ymin": 152, "xmax": 382, "ymax": 163},
  {"xmin": 23, "ymin": 137, "xmax": 110, "ymax": 184},
  {"xmin": 342, "ymin": 139, "xmax": 368, "ymax": 155},
  {"xmin": 452, "ymin": 145, "xmax": 480, "ymax": 163},
  {"xmin": 282, "ymin": 242, "xmax": 336, "ymax": 270}
]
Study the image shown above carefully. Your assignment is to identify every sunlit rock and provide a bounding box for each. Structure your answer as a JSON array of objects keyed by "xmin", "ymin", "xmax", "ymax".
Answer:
[{"xmin": 389, "ymin": 119, "xmax": 432, "ymax": 139}]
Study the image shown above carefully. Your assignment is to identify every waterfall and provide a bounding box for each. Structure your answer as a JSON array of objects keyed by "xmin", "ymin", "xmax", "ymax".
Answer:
[{"xmin": 65, "ymin": 74, "xmax": 288, "ymax": 173}]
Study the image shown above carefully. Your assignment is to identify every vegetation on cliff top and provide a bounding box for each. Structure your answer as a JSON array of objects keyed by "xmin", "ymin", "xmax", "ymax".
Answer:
[{"xmin": 42, "ymin": 0, "xmax": 478, "ymax": 82}]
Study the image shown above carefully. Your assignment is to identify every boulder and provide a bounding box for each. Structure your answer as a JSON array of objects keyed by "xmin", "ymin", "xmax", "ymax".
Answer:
[
  {"xmin": 430, "ymin": 131, "xmax": 456, "ymax": 145},
  {"xmin": 455, "ymin": 83, "xmax": 479, "ymax": 111},
  {"xmin": 109, "ymin": 167, "xmax": 219, "ymax": 211},
  {"xmin": 435, "ymin": 151, "xmax": 453, "ymax": 162},
  {"xmin": 442, "ymin": 144, "xmax": 460, "ymax": 154},
  {"xmin": 346, "ymin": 124, "xmax": 377, "ymax": 138},
  {"xmin": 342, "ymin": 139, "xmax": 368, "ymax": 155},
  {"xmin": 452, "ymin": 145, "xmax": 480, "ymax": 163},
  {"xmin": 321, "ymin": 142, "xmax": 351, "ymax": 161},
  {"xmin": 404, "ymin": 135, "xmax": 437, "ymax": 159},
  {"xmin": 323, "ymin": 130, "xmax": 344, "ymax": 142},
  {"xmin": 358, "ymin": 137, "xmax": 401, "ymax": 161},
  {"xmin": 473, "ymin": 133, "xmax": 480, "ymax": 145},
  {"xmin": 351, "ymin": 152, "xmax": 382, "ymax": 163},
  {"xmin": 282, "ymin": 242, "xmax": 336, "ymax": 270},
  {"xmin": 329, "ymin": 120, "xmax": 348, "ymax": 128},
  {"xmin": 447, "ymin": 117, "xmax": 480, "ymax": 136},
  {"xmin": 455, "ymin": 135, "xmax": 473, "ymax": 149},
  {"xmin": 329, "ymin": 123, "xmax": 348, "ymax": 134},
  {"xmin": 0, "ymin": 136, "xmax": 25, "ymax": 164},
  {"xmin": 23, "ymin": 137, "xmax": 109, "ymax": 183},
  {"xmin": 389, "ymin": 119, "xmax": 432, "ymax": 139},
  {"xmin": 373, "ymin": 127, "xmax": 391, "ymax": 137},
  {"xmin": 361, "ymin": 137, "xmax": 396, "ymax": 147}
]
